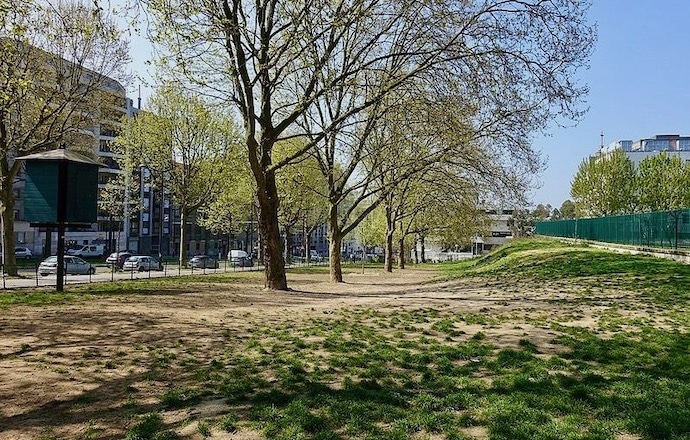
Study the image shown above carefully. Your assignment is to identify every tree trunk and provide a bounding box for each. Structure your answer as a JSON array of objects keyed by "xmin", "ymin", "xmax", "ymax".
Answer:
[
  {"xmin": 329, "ymin": 234, "xmax": 343, "ymax": 282},
  {"xmin": 178, "ymin": 209, "xmax": 187, "ymax": 267},
  {"xmin": 256, "ymin": 173, "xmax": 288, "ymax": 290},
  {"xmin": 284, "ymin": 225, "xmax": 291, "ymax": 264},
  {"xmin": 398, "ymin": 235, "xmax": 405, "ymax": 269},
  {"xmin": 385, "ymin": 229, "xmax": 394, "ymax": 272},
  {"xmin": 413, "ymin": 236, "xmax": 419, "ymax": 264},
  {"xmin": 1, "ymin": 194, "xmax": 17, "ymax": 276},
  {"xmin": 384, "ymin": 206, "xmax": 394, "ymax": 273},
  {"xmin": 420, "ymin": 235, "xmax": 426, "ymax": 263},
  {"xmin": 328, "ymin": 204, "xmax": 343, "ymax": 282},
  {"xmin": 304, "ymin": 224, "xmax": 310, "ymax": 264}
]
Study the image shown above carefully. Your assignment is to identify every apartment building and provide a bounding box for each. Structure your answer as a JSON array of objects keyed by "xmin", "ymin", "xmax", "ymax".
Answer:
[
  {"xmin": 11, "ymin": 73, "xmax": 147, "ymax": 256},
  {"xmin": 603, "ymin": 134, "xmax": 690, "ymax": 166}
]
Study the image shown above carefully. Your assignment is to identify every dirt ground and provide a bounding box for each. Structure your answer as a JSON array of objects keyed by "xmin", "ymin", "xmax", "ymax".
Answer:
[{"xmin": 0, "ymin": 268, "xmax": 640, "ymax": 439}]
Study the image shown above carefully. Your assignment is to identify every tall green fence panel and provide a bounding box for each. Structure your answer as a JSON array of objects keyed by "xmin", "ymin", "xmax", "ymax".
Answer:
[{"xmin": 535, "ymin": 209, "xmax": 690, "ymax": 250}]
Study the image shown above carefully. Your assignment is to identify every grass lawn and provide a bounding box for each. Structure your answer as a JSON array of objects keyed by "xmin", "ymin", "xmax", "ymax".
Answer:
[{"xmin": 1, "ymin": 239, "xmax": 689, "ymax": 439}]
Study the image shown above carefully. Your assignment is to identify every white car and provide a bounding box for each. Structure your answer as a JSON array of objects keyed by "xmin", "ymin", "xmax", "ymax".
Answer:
[
  {"xmin": 66, "ymin": 244, "xmax": 105, "ymax": 257},
  {"xmin": 227, "ymin": 249, "xmax": 253, "ymax": 267},
  {"xmin": 39, "ymin": 256, "xmax": 96, "ymax": 276},
  {"xmin": 122, "ymin": 256, "xmax": 162, "ymax": 272}
]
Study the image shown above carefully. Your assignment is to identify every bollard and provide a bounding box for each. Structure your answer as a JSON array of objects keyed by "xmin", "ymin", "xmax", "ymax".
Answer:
[{"xmin": 35, "ymin": 263, "xmax": 39, "ymax": 287}]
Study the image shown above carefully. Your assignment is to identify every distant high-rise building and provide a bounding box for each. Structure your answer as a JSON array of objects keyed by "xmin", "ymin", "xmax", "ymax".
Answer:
[{"xmin": 603, "ymin": 134, "xmax": 690, "ymax": 166}]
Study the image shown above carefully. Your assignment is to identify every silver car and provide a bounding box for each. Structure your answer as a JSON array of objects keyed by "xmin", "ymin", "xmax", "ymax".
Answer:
[
  {"xmin": 39, "ymin": 256, "xmax": 96, "ymax": 276},
  {"xmin": 14, "ymin": 247, "xmax": 33, "ymax": 259},
  {"xmin": 0, "ymin": 246, "xmax": 33, "ymax": 260},
  {"xmin": 122, "ymin": 256, "xmax": 162, "ymax": 272}
]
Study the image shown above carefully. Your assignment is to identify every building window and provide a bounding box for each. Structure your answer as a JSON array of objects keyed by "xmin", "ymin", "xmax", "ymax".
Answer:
[{"xmin": 99, "ymin": 140, "xmax": 113, "ymax": 153}]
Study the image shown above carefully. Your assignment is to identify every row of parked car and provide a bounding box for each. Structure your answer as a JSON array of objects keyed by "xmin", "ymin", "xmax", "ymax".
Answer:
[
  {"xmin": 23, "ymin": 249, "xmax": 256, "ymax": 277},
  {"xmin": 36, "ymin": 254, "xmax": 160, "ymax": 276},
  {"xmin": 104, "ymin": 250, "xmax": 254, "ymax": 272}
]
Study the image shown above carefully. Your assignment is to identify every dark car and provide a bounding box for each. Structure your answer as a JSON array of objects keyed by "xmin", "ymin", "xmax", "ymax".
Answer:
[
  {"xmin": 232, "ymin": 256, "xmax": 254, "ymax": 267},
  {"xmin": 227, "ymin": 250, "xmax": 254, "ymax": 267},
  {"xmin": 188, "ymin": 255, "xmax": 219, "ymax": 269},
  {"xmin": 105, "ymin": 251, "xmax": 133, "ymax": 270}
]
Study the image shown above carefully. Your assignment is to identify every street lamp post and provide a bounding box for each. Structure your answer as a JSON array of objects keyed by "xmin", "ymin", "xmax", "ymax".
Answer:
[{"xmin": 158, "ymin": 173, "xmax": 164, "ymax": 260}]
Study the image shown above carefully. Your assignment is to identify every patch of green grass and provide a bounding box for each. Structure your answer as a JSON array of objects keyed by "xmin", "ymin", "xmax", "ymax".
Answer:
[
  {"xmin": 180, "ymin": 305, "xmax": 690, "ymax": 439},
  {"xmin": 160, "ymin": 387, "xmax": 204, "ymax": 409},
  {"xmin": 196, "ymin": 420, "xmax": 211, "ymax": 438},
  {"xmin": 217, "ymin": 412, "xmax": 239, "ymax": 433},
  {"xmin": 125, "ymin": 413, "xmax": 167, "ymax": 440}
]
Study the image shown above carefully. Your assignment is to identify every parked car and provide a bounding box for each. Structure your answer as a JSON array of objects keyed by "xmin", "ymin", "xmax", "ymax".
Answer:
[
  {"xmin": 67, "ymin": 244, "xmax": 105, "ymax": 257},
  {"xmin": 122, "ymin": 255, "xmax": 163, "ymax": 272},
  {"xmin": 105, "ymin": 251, "xmax": 134, "ymax": 270},
  {"xmin": 0, "ymin": 246, "xmax": 33, "ymax": 260},
  {"xmin": 228, "ymin": 250, "xmax": 253, "ymax": 267},
  {"xmin": 188, "ymin": 255, "xmax": 219, "ymax": 269},
  {"xmin": 39, "ymin": 256, "xmax": 96, "ymax": 276}
]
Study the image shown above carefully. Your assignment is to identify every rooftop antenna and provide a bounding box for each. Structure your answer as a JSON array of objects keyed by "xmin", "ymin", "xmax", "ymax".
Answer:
[{"xmin": 137, "ymin": 85, "xmax": 141, "ymax": 109}]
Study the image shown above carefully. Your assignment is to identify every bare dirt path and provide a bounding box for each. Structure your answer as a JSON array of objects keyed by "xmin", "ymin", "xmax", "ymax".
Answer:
[{"xmin": 0, "ymin": 268, "xmax": 641, "ymax": 439}]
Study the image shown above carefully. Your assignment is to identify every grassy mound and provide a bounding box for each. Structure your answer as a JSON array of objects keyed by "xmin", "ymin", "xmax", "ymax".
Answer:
[{"xmin": 440, "ymin": 237, "xmax": 690, "ymax": 306}]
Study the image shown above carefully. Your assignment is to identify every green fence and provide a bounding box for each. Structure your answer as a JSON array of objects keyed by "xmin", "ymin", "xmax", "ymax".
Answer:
[{"xmin": 535, "ymin": 209, "xmax": 690, "ymax": 250}]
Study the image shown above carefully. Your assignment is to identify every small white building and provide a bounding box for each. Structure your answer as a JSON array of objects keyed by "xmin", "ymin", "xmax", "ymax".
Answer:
[{"xmin": 471, "ymin": 209, "xmax": 514, "ymax": 254}]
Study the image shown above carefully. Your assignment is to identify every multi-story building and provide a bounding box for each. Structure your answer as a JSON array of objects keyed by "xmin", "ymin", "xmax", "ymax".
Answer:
[
  {"xmin": 13, "ymin": 77, "xmax": 146, "ymax": 256},
  {"xmin": 603, "ymin": 134, "xmax": 690, "ymax": 166},
  {"xmin": 11, "ymin": 60, "xmax": 226, "ymax": 259},
  {"xmin": 289, "ymin": 223, "xmax": 330, "ymax": 258}
]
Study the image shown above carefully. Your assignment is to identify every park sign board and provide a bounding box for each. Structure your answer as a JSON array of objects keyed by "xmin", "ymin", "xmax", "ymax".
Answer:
[{"xmin": 18, "ymin": 149, "xmax": 100, "ymax": 225}]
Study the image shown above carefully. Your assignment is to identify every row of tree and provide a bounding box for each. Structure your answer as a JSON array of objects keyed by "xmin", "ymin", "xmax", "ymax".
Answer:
[
  {"xmin": 508, "ymin": 200, "xmax": 577, "ymax": 237},
  {"xmin": 570, "ymin": 149, "xmax": 690, "ymax": 217},
  {"xmin": 107, "ymin": 86, "xmax": 490, "ymax": 272},
  {"xmin": 1, "ymin": 0, "xmax": 595, "ymax": 287},
  {"xmin": 140, "ymin": 0, "xmax": 594, "ymax": 289}
]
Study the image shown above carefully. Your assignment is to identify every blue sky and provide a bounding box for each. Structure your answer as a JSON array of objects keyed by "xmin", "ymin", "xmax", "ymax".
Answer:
[
  {"xmin": 123, "ymin": 1, "xmax": 690, "ymax": 209},
  {"xmin": 531, "ymin": 0, "xmax": 690, "ymax": 208}
]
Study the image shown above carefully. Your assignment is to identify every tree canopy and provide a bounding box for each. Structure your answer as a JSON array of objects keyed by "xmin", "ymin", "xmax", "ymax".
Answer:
[
  {"xmin": 0, "ymin": 0, "xmax": 129, "ymax": 274},
  {"xmin": 570, "ymin": 150, "xmax": 690, "ymax": 217},
  {"xmin": 114, "ymin": 87, "xmax": 241, "ymax": 264},
  {"xmin": 570, "ymin": 149, "xmax": 636, "ymax": 217}
]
